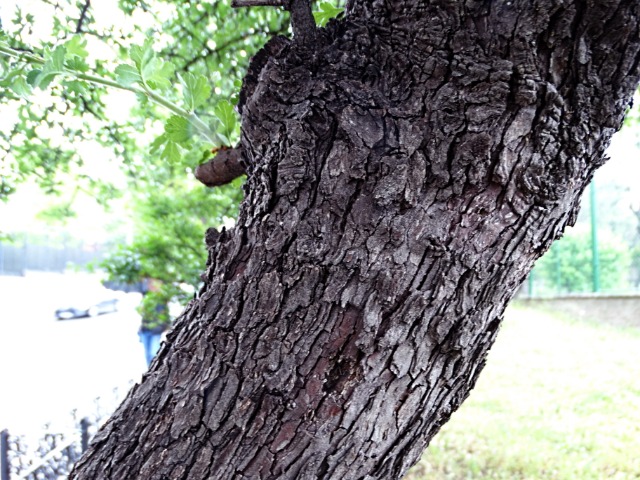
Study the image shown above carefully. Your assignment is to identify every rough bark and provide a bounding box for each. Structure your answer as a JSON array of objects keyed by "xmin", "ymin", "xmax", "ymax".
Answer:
[{"xmin": 71, "ymin": 1, "xmax": 640, "ymax": 479}]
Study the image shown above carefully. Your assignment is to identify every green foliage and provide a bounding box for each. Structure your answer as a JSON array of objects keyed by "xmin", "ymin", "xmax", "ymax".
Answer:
[
  {"xmin": 164, "ymin": 115, "xmax": 192, "ymax": 144},
  {"xmin": 0, "ymin": 1, "xmax": 290, "ymax": 203},
  {"xmin": 0, "ymin": 0, "xmax": 290, "ymax": 307},
  {"xmin": 65, "ymin": 36, "xmax": 89, "ymax": 59},
  {"xmin": 138, "ymin": 290, "xmax": 172, "ymax": 330},
  {"xmin": 0, "ymin": 35, "xmax": 89, "ymax": 92},
  {"xmin": 313, "ymin": 2, "xmax": 344, "ymax": 27},
  {"xmin": 100, "ymin": 175, "xmax": 244, "ymax": 304},
  {"xmin": 129, "ymin": 40, "xmax": 176, "ymax": 90},
  {"xmin": 101, "ymin": 247, "xmax": 143, "ymax": 285},
  {"xmin": 2, "ymin": 35, "xmax": 219, "ymax": 154},
  {"xmin": 36, "ymin": 201, "xmax": 77, "ymax": 223},
  {"xmin": 533, "ymin": 228, "xmax": 632, "ymax": 294},
  {"xmin": 214, "ymin": 100, "xmax": 239, "ymax": 145},
  {"xmin": 179, "ymin": 72, "xmax": 212, "ymax": 112},
  {"xmin": 0, "ymin": 0, "xmax": 347, "ymax": 315},
  {"xmin": 113, "ymin": 63, "xmax": 140, "ymax": 87},
  {"xmin": 632, "ymin": 246, "xmax": 640, "ymax": 287}
]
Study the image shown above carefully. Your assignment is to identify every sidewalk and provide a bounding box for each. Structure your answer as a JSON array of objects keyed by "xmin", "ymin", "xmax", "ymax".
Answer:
[{"xmin": 0, "ymin": 272, "xmax": 147, "ymax": 433}]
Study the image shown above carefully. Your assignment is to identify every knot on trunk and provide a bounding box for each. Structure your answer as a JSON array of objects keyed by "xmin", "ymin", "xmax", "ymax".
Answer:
[{"xmin": 195, "ymin": 146, "xmax": 246, "ymax": 187}]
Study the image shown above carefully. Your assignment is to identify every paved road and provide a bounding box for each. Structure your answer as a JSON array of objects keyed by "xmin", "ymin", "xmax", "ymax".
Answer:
[{"xmin": 0, "ymin": 272, "xmax": 148, "ymax": 434}]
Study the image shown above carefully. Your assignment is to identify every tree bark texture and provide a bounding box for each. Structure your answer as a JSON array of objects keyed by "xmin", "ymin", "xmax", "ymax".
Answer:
[{"xmin": 71, "ymin": 1, "xmax": 640, "ymax": 479}]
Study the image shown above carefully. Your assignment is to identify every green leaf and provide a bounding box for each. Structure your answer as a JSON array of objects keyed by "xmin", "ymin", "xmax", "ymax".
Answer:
[
  {"xmin": 63, "ymin": 79, "xmax": 87, "ymax": 95},
  {"xmin": 65, "ymin": 55, "xmax": 89, "ymax": 73},
  {"xmin": 141, "ymin": 56, "xmax": 175, "ymax": 90},
  {"xmin": 26, "ymin": 69, "xmax": 42, "ymax": 86},
  {"xmin": 49, "ymin": 44, "xmax": 67, "ymax": 71},
  {"xmin": 31, "ymin": 45, "xmax": 67, "ymax": 88},
  {"xmin": 164, "ymin": 115, "xmax": 192, "ymax": 144},
  {"xmin": 125, "ymin": 40, "xmax": 175, "ymax": 91},
  {"xmin": 216, "ymin": 133, "xmax": 231, "ymax": 146},
  {"xmin": 36, "ymin": 73, "xmax": 57, "ymax": 89},
  {"xmin": 179, "ymin": 72, "xmax": 211, "ymax": 111},
  {"xmin": 213, "ymin": 100, "xmax": 237, "ymax": 141},
  {"xmin": 150, "ymin": 133, "xmax": 169, "ymax": 155},
  {"xmin": 161, "ymin": 140, "xmax": 182, "ymax": 163},
  {"xmin": 130, "ymin": 41, "xmax": 154, "ymax": 71},
  {"xmin": 9, "ymin": 76, "xmax": 31, "ymax": 97},
  {"xmin": 0, "ymin": 50, "xmax": 32, "ymax": 98},
  {"xmin": 313, "ymin": 2, "xmax": 344, "ymax": 27},
  {"xmin": 65, "ymin": 36, "xmax": 88, "ymax": 58},
  {"xmin": 115, "ymin": 64, "xmax": 142, "ymax": 87},
  {"xmin": 37, "ymin": 202, "xmax": 77, "ymax": 222},
  {"xmin": 197, "ymin": 144, "xmax": 214, "ymax": 163}
]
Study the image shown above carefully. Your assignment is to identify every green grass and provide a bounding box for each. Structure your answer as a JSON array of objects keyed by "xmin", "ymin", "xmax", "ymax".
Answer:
[{"xmin": 406, "ymin": 305, "xmax": 640, "ymax": 480}]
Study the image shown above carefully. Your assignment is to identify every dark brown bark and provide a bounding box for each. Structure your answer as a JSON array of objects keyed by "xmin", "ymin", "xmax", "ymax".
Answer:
[
  {"xmin": 71, "ymin": 1, "xmax": 640, "ymax": 479},
  {"xmin": 195, "ymin": 146, "xmax": 246, "ymax": 187},
  {"xmin": 232, "ymin": 0, "xmax": 317, "ymax": 44}
]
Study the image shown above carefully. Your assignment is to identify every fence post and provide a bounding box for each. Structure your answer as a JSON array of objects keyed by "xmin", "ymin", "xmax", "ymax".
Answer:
[
  {"xmin": 1, "ymin": 429, "xmax": 10, "ymax": 480},
  {"xmin": 80, "ymin": 418, "xmax": 89, "ymax": 453},
  {"xmin": 590, "ymin": 180, "xmax": 601, "ymax": 292}
]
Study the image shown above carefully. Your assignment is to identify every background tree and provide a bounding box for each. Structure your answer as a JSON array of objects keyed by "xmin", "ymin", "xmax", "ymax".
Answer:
[
  {"xmin": 1, "ymin": 0, "xmax": 289, "ymax": 296},
  {"xmin": 2, "ymin": 0, "xmax": 640, "ymax": 479},
  {"xmin": 533, "ymin": 228, "xmax": 632, "ymax": 294}
]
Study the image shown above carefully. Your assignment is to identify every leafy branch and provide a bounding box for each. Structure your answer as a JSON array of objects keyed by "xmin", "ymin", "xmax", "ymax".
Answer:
[{"xmin": 0, "ymin": 35, "xmax": 239, "ymax": 164}]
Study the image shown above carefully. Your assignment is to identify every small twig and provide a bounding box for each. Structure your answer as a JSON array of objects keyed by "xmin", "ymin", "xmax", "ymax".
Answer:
[
  {"xmin": 232, "ymin": 0, "xmax": 316, "ymax": 44},
  {"xmin": 288, "ymin": 0, "xmax": 316, "ymax": 44},
  {"xmin": 195, "ymin": 145, "xmax": 246, "ymax": 187},
  {"xmin": 231, "ymin": 0, "xmax": 286, "ymax": 7},
  {"xmin": 76, "ymin": 0, "xmax": 91, "ymax": 34}
]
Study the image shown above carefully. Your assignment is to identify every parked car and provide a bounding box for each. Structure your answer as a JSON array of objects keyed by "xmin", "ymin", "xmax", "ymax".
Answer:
[{"xmin": 55, "ymin": 293, "xmax": 120, "ymax": 320}]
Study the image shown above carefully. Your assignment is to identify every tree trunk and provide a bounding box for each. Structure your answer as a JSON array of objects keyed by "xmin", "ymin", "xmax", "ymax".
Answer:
[{"xmin": 71, "ymin": 1, "xmax": 640, "ymax": 479}]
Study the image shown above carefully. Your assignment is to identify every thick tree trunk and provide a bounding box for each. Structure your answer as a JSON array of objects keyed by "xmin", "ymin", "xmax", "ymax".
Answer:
[{"xmin": 71, "ymin": 1, "xmax": 640, "ymax": 479}]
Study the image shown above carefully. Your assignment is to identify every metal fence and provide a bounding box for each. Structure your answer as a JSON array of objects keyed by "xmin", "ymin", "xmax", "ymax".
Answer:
[
  {"xmin": 0, "ymin": 236, "xmax": 106, "ymax": 276},
  {"xmin": 0, "ymin": 385, "xmax": 131, "ymax": 480},
  {"xmin": 522, "ymin": 245, "xmax": 640, "ymax": 298},
  {"xmin": 1, "ymin": 421, "xmax": 88, "ymax": 480}
]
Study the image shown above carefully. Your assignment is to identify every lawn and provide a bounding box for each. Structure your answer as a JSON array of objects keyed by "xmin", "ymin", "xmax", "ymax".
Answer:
[{"xmin": 406, "ymin": 304, "xmax": 640, "ymax": 479}]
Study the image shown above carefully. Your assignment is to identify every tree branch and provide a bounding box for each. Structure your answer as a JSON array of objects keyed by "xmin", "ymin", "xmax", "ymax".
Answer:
[
  {"xmin": 75, "ymin": 0, "xmax": 91, "ymax": 34},
  {"xmin": 194, "ymin": 145, "xmax": 246, "ymax": 187},
  {"xmin": 231, "ymin": 0, "xmax": 285, "ymax": 7},
  {"xmin": 232, "ymin": 0, "xmax": 316, "ymax": 44},
  {"xmin": 288, "ymin": 0, "xmax": 316, "ymax": 43}
]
